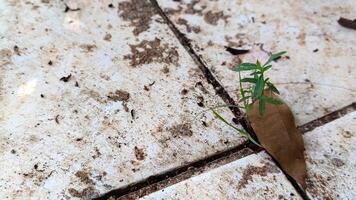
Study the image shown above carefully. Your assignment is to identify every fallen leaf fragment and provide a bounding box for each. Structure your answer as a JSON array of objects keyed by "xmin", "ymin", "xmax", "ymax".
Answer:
[
  {"xmin": 247, "ymin": 89, "xmax": 307, "ymax": 188},
  {"xmin": 224, "ymin": 46, "xmax": 249, "ymax": 55},
  {"xmin": 338, "ymin": 17, "xmax": 356, "ymax": 30}
]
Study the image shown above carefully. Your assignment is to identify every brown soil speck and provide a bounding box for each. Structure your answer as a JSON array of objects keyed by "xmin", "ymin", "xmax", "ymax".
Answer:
[
  {"xmin": 75, "ymin": 170, "xmax": 94, "ymax": 185},
  {"xmin": 134, "ymin": 146, "xmax": 146, "ymax": 160},
  {"xmin": 79, "ymin": 44, "xmax": 97, "ymax": 52},
  {"xmin": 169, "ymin": 123, "xmax": 193, "ymax": 137},
  {"xmin": 144, "ymin": 81, "xmax": 155, "ymax": 91},
  {"xmin": 185, "ymin": 0, "xmax": 204, "ymax": 15},
  {"xmin": 197, "ymin": 96, "xmax": 205, "ymax": 107},
  {"xmin": 177, "ymin": 18, "xmax": 201, "ymax": 33},
  {"xmin": 161, "ymin": 66, "xmax": 170, "ymax": 74},
  {"xmin": 92, "ymin": 147, "xmax": 102, "ymax": 159},
  {"xmin": 0, "ymin": 49, "xmax": 12, "ymax": 65},
  {"xmin": 118, "ymin": 0, "xmax": 156, "ymax": 36},
  {"xmin": 297, "ymin": 32, "xmax": 306, "ymax": 45},
  {"xmin": 306, "ymin": 174, "xmax": 333, "ymax": 200},
  {"xmin": 64, "ymin": 4, "xmax": 81, "ymax": 13},
  {"xmin": 195, "ymin": 81, "xmax": 209, "ymax": 94},
  {"xmin": 13, "ymin": 45, "xmax": 21, "ymax": 56},
  {"xmin": 227, "ymin": 56, "xmax": 242, "ymax": 70},
  {"xmin": 342, "ymin": 130, "xmax": 352, "ymax": 138},
  {"xmin": 104, "ymin": 33, "xmax": 112, "ymax": 41},
  {"xmin": 55, "ymin": 115, "xmax": 60, "ymax": 124},
  {"xmin": 204, "ymin": 11, "xmax": 229, "ymax": 25},
  {"xmin": 107, "ymin": 90, "xmax": 130, "ymax": 102},
  {"xmin": 126, "ymin": 38, "xmax": 179, "ymax": 67},
  {"xmin": 331, "ymin": 158, "xmax": 345, "ymax": 167},
  {"xmin": 181, "ymin": 88, "xmax": 188, "ymax": 95},
  {"xmin": 59, "ymin": 74, "xmax": 71, "ymax": 82},
  {"xmin": 68, "ymin": 187, "xmax": 96, "ymax": 198},
  {"xmin": 237, "ymin": 163, "xmax": 279, "ymax": 189}
]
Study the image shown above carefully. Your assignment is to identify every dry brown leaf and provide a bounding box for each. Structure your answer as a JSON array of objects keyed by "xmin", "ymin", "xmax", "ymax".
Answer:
[{"xmin": 247, "ymin": 89, "xmax": 307, "ymax": 188}]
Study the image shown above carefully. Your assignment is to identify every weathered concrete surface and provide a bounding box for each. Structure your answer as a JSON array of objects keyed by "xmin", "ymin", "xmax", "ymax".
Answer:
[
  {"xmin": 141, "ymin": 152, "xmax": 302, "ymax": 200},
  {"xmin": 0, "ymin": 0, "xmax": 245, "ymax": 199},
  {"xmin": 304, "ymin": 111, "xmax": 356, "ymax": 199},
  {"xmin": 140, "ymin": 112, "xmax": 356, "ymax": 200},
  {"xmin": 157, "ymin": 0, "xmax": 356, "ymax": 125}
]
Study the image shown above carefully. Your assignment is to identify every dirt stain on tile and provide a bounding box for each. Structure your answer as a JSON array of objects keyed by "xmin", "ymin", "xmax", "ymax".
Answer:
[
  {"xmin": 237, "ymin": 162, "xmax": 279, "ymax": 189},
  {"xmin": 103, "ymin": 33, "xmax": 112, "ymax": 41},
  {"xmin": 331, "ymin": 158, "xmax": 345, "ymax": 167},
  {"xmin": 0, "ymin": 49, "xmax": 13, "ymax": 101},
  {"xmin": 68, "ymin": 187, "xmax": 96, "ymax": 198},
  {"xmin": 126, "ymin": 37, "xmax": 178, "ymax": 67},
  {"xmin": 204, "ymin": 11, "xmax": 229, "ymax": 25},
  {"xmin": 134, "ymin": 146, "xmax": 146, "ymax": 160},
  {"xmin": 79, "ymin": 44, "xmax": 97, "ymax": 52},
  {"xmin": 107, "ymin": 90, "xmax": 130, "ymax": 102},
  {"xmin": 306, "ymin": 173, "xmax": 333, "ymax": 200},
  {"xmin": 177, "ymin": 18, "xmax": 201, "ymax": 33},
  {"xmin": 118, "ymin": 0, "xmax": 156, "ymax": 36},
  {"xmin": 169, "ymin": 123, "xmax": 193, "ymax": 137},
  {"xmin": 185, "ymin": 0, "xmax": 205, "ymax": 15},
  {"xmin": 75, "ymin": 170, "xmax": 94, "ymax": 185}
]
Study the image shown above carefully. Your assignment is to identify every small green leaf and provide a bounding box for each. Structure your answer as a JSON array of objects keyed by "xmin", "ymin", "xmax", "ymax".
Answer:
[
  {"xmin": 267, "ymin": 82, "xmax": 280, "ymax": 94},
  {"xmin": 263, "ymin": 65, "xmax": 272, "ymax": 72},
  {"xmin": 250, "ymin": 71, "xmax": 260, "ymax": 76},
  {"xmin": 259, "ymin": 98, "xmax": 266, "ymax": 115},
  {"xmin": 240, "ymin": 78, "xmax": 257, "ymax": 83},
  {"xmin": 233, "ymin": 63, "xmax": 257, "ymax": 71},
  {"xmin": 264, "ymin": 51, "xmax": 287, "ymax": 66},
  {"xmin": 271, "ymin": 51, "xmax": 287, "ymax": 60},
  {"xmin": 253, "ymin": 75, "xmax": 265, "ymax": 98}
]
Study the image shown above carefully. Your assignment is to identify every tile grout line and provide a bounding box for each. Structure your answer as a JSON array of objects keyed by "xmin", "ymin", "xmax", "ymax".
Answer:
[
  {"xmin": 94, "ymin": 0, "xmax": 356, "ymax": 198},
  {"xmin": 94, "ymin": 142, "xmax": 259, "ymax": 200}
]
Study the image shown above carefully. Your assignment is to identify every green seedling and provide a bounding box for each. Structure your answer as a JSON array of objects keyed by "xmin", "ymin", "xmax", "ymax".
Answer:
[
  {"xmin": 234, "ymin": 51, "xmax": 286, "ymax": 114},
  {"xmin": 208, "ymin": 51, "xmax": 287, "ymax": 146}
]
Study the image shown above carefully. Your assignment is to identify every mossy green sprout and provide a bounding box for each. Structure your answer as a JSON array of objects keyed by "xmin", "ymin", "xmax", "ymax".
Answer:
[{"xmin": 197, "ymin": 51, "xmax": 287, "ymax": 146}]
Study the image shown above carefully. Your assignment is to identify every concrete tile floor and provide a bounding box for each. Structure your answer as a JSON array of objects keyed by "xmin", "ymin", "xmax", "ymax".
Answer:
[
  {"xmin": 142, "ymin": 152, "xmax": 302, "ymax": 200},
  {"xmin": 0, "ymin": 0, "xmax": 355, "ymax": 199}
]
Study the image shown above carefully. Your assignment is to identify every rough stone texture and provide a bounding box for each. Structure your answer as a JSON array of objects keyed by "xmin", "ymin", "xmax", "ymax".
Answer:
[
  {"xmin": 304, "ymin": 111, "xmax": 356, "ymax": 199},
  {"xmin": 140, "ymin": 112, "xmax": 356, "ymax": 200},
  {"xmin": 157, "ymin": 0, "xmax": 356, "ymax": 125},
  {"xmin": 0, "ymin": 0, "xmax": 245, "ymax": 199},
  {"xmin": 141, "ymin": 152, "xmax": 302, "ymax": 200}
]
